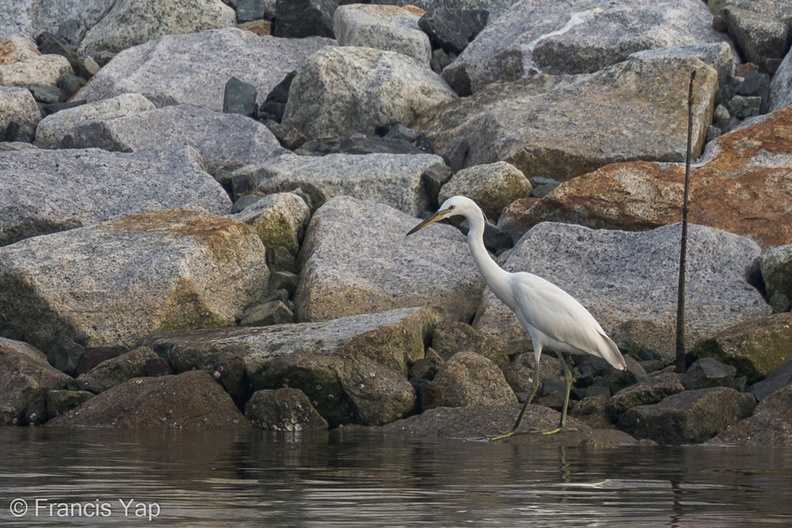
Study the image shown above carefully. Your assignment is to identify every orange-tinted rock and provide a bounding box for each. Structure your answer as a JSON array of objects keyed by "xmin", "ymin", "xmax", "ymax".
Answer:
[{"xmin": 510, "ymin": 106, "xmax": 792, "ymax": 248}]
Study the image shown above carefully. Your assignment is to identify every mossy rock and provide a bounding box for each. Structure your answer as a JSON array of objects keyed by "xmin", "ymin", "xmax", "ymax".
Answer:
[{"xmin": 692, "ymin": 313, "xmax": 792, "ymax": 383}]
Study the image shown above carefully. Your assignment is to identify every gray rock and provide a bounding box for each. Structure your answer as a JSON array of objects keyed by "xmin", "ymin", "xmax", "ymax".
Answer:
[
  {"xmin": 373, "ymin": 0, "xmax": 519, "ymax": 22},
  {"xmin": 223, "ymin": 77, "xmax": 257, "ymax": 117},
  {"xmin": 77, "ymin": 0, "xmax": 237, "ymax": 55},
  {"xmin": 45, "ymin": 370, "xmax": 252, "ymax": 430},
  {"xmin": 721, "ymin": 0, "xmax": 792, "ymax": 72},
  {"xmin": 35, "ymin": 93, "xmax": 156, "ymax": 148},
  {"xmin": 59, "ymin": 105, "xmax": 283, "ymax": 174},
  {"xmin": 419, "ymin": 58, "xmax": 718, "ymax": 180},
  {"xmin": 0, "ymin": 141, "xmax": 37, "ymax": 151},
  {"xmin": 294, "ymin": 196, "xmax": 484, "ymax": 322},
  {"xmin": 0, "ymin": 210, "xmax": 269, "ymax": 371},
  {"xmin": 473, "ymin": 223, "xmax": 772, "ymax": 357},
  {"xmin": 438, "ymin": 161, "xmax": 531, "ymax": 221},
  {"xmin": 442, "ymin": 0, "xmax": 729, "ymax": 95},
  {"xmin": 266, "ymin": 245, "xmax": 298, "ymax": 273},
  {"xmin": 0, "ymin": 17, "xmax": 36, "ymax": 43},
  {"xmin": 78, "ymin": 28, "xmax": 334, "ymax": 111},
  {"xmin": 245, "ymin": 388, "xmax": 328, "ymax": 431},
  {"xmin": 0, "ymin": 147, "xmax": 231, "ymax": 245},
  {"xmin": 76, "ymin": 346, "xmax": 160, "ymax": 393},
  {"xmin": 236, "ymin": 0, "xmax": 267, "ymax": 22},
  {"xmin": 0, "ymin": 338, "xmax": 73, "ymax": 425},
  {"xmin": 231, "ymin": 152, "xmax": 445, "ymax": 216},
  {"xmin": 240, "ymin": 300, "xmax": 295, "ymax": 326},
  {"xmin": 272, "ymin": 0, "xmax": 337, "ymax": 39},
  {"xmin": 770, "ymin": 49, "xmax": 792, "ymax": 112},
  {"xmin": 683, "ymin": 357, "xmax": 742, "ymax": 391},
  {"xmin": 27, "ymin": 83, "xmax": 62, "ymax": 103},
  {"xmin": 712, "ymin": 385, "xmax": 792, "ymax": 446},
  {"xmin": 727, "ymin": 94, "xmax": 762, "ymax": 119},
  {"xmin": 433, "ymin": 351, "xmax": 517, "ymax": 406},
  {"xmin": 334, "ymin": 4, "xmax": 431, "ymax": 67},
  {"xmin": 231, "ymin": 192, "xmax": 310, "ymax": 255},
  {"xmin": 0, "ymin": 0, "xmax": 115, "ymax": 44},
  {"xmin": 418, "ymin": 7, "xmax": 489, "ymax": 55},
  {"xmin": 627, "ymin": 42, "xmax": 737, "ymax": 89},
  {"xmin": 36, "ymin": 32, "xmax": 99, "ymax": 80},
  {"xmin": 0, "ymin": 54, "xmax": 72, "ymax": 88},
  {"xmin": 605, "ymin": 372, "xmax": 685, "ymax": 418},
  {"xmin": 749, "ymin": 360, "xmax": 792, "ymax": 401},
  {"xmin": 269, "ymin": 271, "xmax": 299, "ymax": 296},
  {"xmin": 145, "ymin": 307, "xmax": 438, "ymax": 426},
  {"xmin": 618, "ymin": 387, "xmax": 757, "ymax": 444},
  {"xmin": 692, "ymin": 313, "xmax": 792, "ymax": 385},
  {"xmin": 295, "ymin": 136, "xmax": 430, "ymax": 156},
  {"xmin": 0, "ymin": 86, "xmax": 41, "ymax": 142},
  {"xmin": 281, "ymin": 46, "xmax": 456, "ymax": 140},
  {"xmin": 761, "ymin": 244, "xmax": 792, "ymax": 312}
]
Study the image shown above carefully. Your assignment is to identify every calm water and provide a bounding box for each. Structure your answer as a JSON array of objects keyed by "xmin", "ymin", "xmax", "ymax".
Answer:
[{"xmin": 1, "ymin": 427, "xmax": 791, "ymax": 527}]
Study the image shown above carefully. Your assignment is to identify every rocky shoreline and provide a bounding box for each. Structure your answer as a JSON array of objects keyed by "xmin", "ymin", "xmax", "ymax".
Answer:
[{"xmin": 1, "ymin": 0, "xmax": 792, "ymax": 446}]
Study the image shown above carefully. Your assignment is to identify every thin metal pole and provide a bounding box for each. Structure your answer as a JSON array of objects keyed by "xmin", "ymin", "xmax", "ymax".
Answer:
[{"xmin": 675, "ymin": 70, "xmax": 696, "ymax": 373}]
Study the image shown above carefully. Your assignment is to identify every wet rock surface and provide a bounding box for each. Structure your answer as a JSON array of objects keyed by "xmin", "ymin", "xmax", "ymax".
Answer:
[{"xmin": 46, "ymin": 370, "xmax": 251, "ymax": 430}]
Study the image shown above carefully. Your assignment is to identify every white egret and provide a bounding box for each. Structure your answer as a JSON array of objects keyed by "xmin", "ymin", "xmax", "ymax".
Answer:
[{"xmin": 407, "ymin": 196, "xmax": 626, "ymax": 439}]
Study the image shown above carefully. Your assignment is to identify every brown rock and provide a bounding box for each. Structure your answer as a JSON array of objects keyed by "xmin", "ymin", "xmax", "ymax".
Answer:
[
  {"xmin": 606, "ymin": 372, "xmax": 685, "ymax": 418},
  {"xmin": 0, "ymin": 35, "xmax": 39, "ymax": 66},
  {"xmin": 417, "ymin": 58, "xmax": 717, "ymax": 181},
  {"xmin": 502, "ymin": 352, "xmax": 563, "ymax": 396},
  {"xmin": 0, "ymin": 338, "xmax": 73, "ymax": 425},
  {"xmin": 432, "ymin": 351, "xmax": 517, "ymax": 407},
  {"xmin": 245, "ymin": 388, "xmax": 328, "ymax": 431},
  {"xmin": 570, "ymin": 396, "xmax": 613, "ymax": 430},
  {"xmin": 711, "ymin": 384, "xmax": 792, "ymax": 446},
  {"xmin": 382, "ymin": 404, "xmax": 638, "ymax": 446},
  {"xmin": 45, "ymin": 370, "xmax": 251, "ymax": 430},
  {"xmin": 511, "ymin": 106, "xmax": 792, "ymax": 247},
  {"xmin": 618, "ymin": 387, "xmax": 756, "ymax": 444},
  {"xmin": 430, "ymin": 320, "xmax": 509, "ymax": 368},
  {"xmin": 239, "ymin": 20, "xmax": 271, "ymax": 36},
  {"xmin": 496, "ymin": 197, "xmax": 540, "ymax": 243}
]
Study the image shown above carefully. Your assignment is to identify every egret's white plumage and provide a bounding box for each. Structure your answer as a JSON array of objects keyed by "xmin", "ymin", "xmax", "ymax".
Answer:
[{"xmin": 407, "ymin": 195, "xmax": 626, "ymax": 438}]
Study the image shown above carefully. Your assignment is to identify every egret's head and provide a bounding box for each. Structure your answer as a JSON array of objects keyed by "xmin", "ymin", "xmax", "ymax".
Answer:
[{"xmin": 406, "ymin": 195, "xmax": 478, "ymax": 236}]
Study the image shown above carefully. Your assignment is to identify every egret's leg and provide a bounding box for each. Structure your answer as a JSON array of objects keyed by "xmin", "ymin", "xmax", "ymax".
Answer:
[
  {"xmin": 558, "ymin": 352, "xmax": 573, "ymax": 428},
  {"xmin": 531, "ymin": 352, "xmax": 579, "ymax": 435},
  {"xmin": 488, "ymin": 346, "xmax": 542, "ymax": 441}
]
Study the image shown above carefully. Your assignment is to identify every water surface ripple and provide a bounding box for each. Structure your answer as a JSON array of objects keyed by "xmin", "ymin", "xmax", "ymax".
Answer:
[{"xmin": 1, "ymin": 428, "xmax": 790, "ymax": 527}]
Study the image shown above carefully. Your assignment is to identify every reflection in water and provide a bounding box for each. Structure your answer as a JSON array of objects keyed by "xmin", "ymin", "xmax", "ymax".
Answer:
[{"xmin": 1, "ymin": 427, "xmax": 791, "ymax": 527}]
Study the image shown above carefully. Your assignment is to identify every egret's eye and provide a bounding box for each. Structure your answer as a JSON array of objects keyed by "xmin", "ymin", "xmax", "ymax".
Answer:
[{"xmin": 448, "ymin": 205, "xmax": 455, "ymax": 210}]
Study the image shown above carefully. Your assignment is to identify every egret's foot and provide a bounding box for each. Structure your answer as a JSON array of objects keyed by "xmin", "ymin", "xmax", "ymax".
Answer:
[
  {"xmin": 488, "ymin": 429, "xmax": 529, "ymax": 441},
  {"xmin": 529, "ymin": 425, "xmax": 579, "ymax": 435}
]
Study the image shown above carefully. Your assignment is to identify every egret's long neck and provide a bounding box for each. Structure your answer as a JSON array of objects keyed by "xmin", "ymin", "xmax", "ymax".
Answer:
[{"xmin": 464, "ymin": 210, "xmax": 513, "ymax": 306}]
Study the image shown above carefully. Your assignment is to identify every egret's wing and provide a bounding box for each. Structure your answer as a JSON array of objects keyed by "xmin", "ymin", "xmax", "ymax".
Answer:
[{"xmin": 511, "ymin": 273, "xmax": 626, "ymax": 369}]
